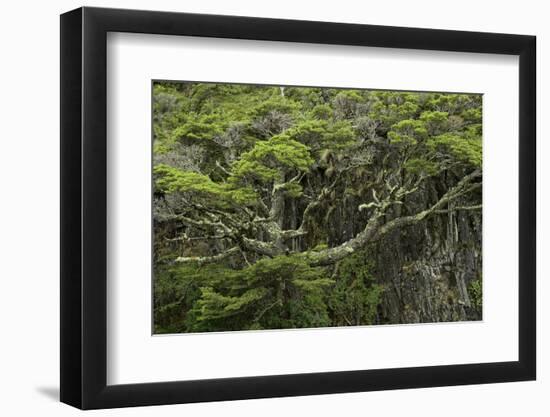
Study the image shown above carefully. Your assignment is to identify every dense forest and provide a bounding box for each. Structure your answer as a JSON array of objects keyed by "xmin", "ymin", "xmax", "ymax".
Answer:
[{"xmin": 152, "ymin": 82, "xmax": 482, "ymax": 334}]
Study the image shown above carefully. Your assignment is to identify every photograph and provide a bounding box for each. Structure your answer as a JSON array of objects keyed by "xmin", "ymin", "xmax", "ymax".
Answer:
[
  {"xmin": 152, "ymin": 82, "xmax": 483, "ymax": 334},
  {"xmin": 0, "ymin": 0, "xmax": 543, "ymax": 414}
]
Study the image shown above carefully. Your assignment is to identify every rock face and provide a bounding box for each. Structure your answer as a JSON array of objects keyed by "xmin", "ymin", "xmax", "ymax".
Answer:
[
  {"xmin": 325, "ymin": 174, "xmax": 482, "ymax": 324},
  {"xmin": 375, "ymin": 208, "xmax": 482, "ymax": 324}
]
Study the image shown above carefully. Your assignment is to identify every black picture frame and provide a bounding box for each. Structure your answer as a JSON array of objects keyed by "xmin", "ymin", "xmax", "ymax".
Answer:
[{"xmin": 60, "ymin": 6, "xmax": 536, "ymax": 410}]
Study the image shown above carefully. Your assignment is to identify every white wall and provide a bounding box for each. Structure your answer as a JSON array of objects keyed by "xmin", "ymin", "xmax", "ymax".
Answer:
[{"xmin": 0, "ymin": 0, "xmax": 546, "ymax": 415}]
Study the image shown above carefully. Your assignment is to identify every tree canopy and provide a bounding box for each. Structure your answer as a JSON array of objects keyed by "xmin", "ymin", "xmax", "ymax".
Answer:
[{"xmin": 153, "ymin": 82, "xmax": 482, "ymax": 333}]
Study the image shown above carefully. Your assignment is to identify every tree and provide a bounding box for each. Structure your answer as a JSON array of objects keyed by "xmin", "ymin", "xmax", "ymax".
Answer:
[{"xmin": 153, "ymin": 83, "xmax": 482, "ymax": 332}]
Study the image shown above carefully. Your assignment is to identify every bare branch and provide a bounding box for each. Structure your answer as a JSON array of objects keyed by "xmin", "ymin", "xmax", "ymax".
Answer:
[
  {"xmin": 358, "ymin": 201, "xmax": 379, "ymax": 211},
  {"xmin": 306, "ymin": 212, "xmax": 383, "ymax": 266},
  {"xmin": 434, "ymin": 204, "xmax": 482, "ymax": 214},
  {"xmin": 166, "ymin": 214, "xmax": 229, "ymax": 232},
  {"xmin": 279, "ymin": 229, "xmax": 308, "ymax": 240},
  {"xmin": 307, "ymin": 169, "xmax": 481, "ymax": 266},
  {"xmin": 215, "ymin": 160, "xmax": 232, "ymax": 176},
  {"xmin": 242, "ymin": 237, "xmax": 282, "ymax": 258},
  {"xmin": 374, "ymin": 169, "xmax": 481, "ymax": 238},
  {"xmin": 372, "ymin": 188, "xmax": 380, "ymax": 204},
  {"xmin": 174, "ymin": 247, "xmax": 240, "ymax": 265},
  {"xmin": 166, "ymin": 234, "xmax": 230, "ymax": 242}
]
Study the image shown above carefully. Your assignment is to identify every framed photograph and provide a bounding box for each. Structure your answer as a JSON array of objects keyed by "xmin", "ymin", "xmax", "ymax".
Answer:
[{"xmin": 60, "ymin": 6, "xmax": 536, "ymax": 409}]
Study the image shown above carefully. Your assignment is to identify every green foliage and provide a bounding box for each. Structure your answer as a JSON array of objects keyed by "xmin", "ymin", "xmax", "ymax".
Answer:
[
  {"xmin": 425, "ymin": 93, "xmax": 482, "ymax": 116},
  {"xmin": 187, "ymin": 83, "xmax": 274, "ymax": 117},
  {"xmin": 284, "ymin": 119, "xmax": 356, "ymax": 153},
  {"xmin": 388, "ymin": 119, "xmax": 428, "ymax": 146},
  {"xmin": 171, "ymin": 113, "xmax": 225, "ymax": 143},
  {"xmin": 284, "ymin": 87, "xmax": 325, "ymax": 109},
  {"xmin": 461, "ymin": 107, "xmax": 482, "ymax": 123},
  {"xmin": 155, "ymin": 164, "xmax": 225, "ymax": 195},
  {"xmin": 328, "ymin": 250, "xmax": 384, "ymax": 326},
  {"xmin": 251, "ymin": 95, "xmax": 302, "ymax": 118},
  {"xmin": 388, "ymin": 107, "xmax": 481, "ymax": 172},
  {"xmin": 153, "ymin": 263, "xmax": 205, "ymax": 334},
  {"xmin": 153, "ymin": 84, "xmax": 190, "ymax": 153},
  {"xmin": 154, "ymin": 164, "xmax": 257, "ymax": 206},
  {"xmin": 335, "ymin": 90, "xmax": 364, "ymax": 102},
  {"xmin": 229, "ymin": 134, "xmax": 314, "ymax": 184},
  {"xmin": 278, "ymin": 181, "xmax": 304, "ymax": 198},
  {"xmin": 311, "ymin": 103, "xmax": 333, "ymax": 120},
  {"xmin": 427, "ymin": 132, "xmax": 482, "ymax": 167},
  {"xmin": 403, "ymin": 158, "xmax": 438, "ymax": 176},
  {"xmin": 333, "ymin": 90, "xmax": 365, "ymax": 118},
  {"xmin": 468, "ymin": 278, "xmax": 483, "ymax": 310},
  {"xmin": 156, "ymin": 255, "xmax": 334, "ymax": 332},
  {"xmin": 419, "ymin": 110, "xmax": 449, "ymax": 135},
  {"xmin": 197, "ymin": 287, "xmax": 269, "ymax": 320},
  {"xmin": 368, "ymin": 92, "xmax": 420, "ymax": 130}
]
